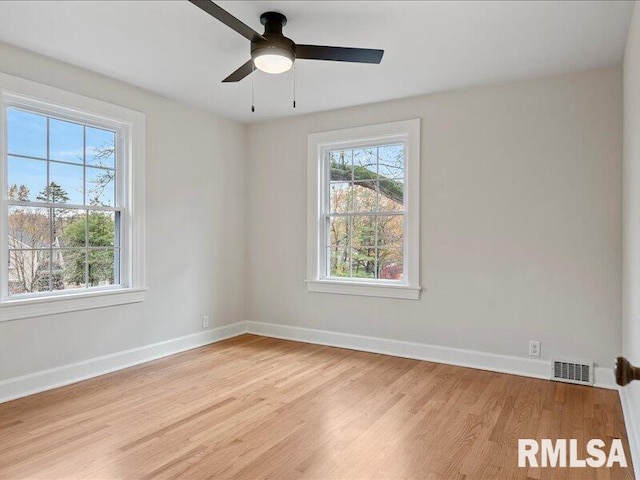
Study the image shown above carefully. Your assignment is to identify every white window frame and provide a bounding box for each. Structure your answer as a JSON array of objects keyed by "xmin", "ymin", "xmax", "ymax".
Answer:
[
  {"xmin": 0, "ymin": 72, "xmax": 146, "ymax": 321},
  {"xmin": 306, "ymin": 119, "xmax": 421, "ymax": 300}
]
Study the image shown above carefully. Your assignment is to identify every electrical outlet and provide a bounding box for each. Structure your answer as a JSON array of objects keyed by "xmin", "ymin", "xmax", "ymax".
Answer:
[
  {"xmin": 529, "ymin": 340, "xmax": 541, "ymax": 357},
  {"xmin": 202, "ymin": 315, "xmax": 210, "ymax": 329}
]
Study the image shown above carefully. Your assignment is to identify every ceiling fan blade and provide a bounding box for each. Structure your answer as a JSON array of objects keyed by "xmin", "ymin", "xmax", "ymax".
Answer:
[
  {"xmin": 222, "ymin": 60, "xmax": 255, "ymax": 82},
  {"xmin": 295, "ymin": 45, "xmax": 384, "ymax": 64},
  {"xmin": 189, "ymin": 0, "xmax": 265, "ymax": 42}
]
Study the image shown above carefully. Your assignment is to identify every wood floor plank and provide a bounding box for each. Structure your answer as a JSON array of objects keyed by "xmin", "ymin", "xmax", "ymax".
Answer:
[{"xmin": 0, "ymin": 334, "xmax": 634, "ymax": 479}]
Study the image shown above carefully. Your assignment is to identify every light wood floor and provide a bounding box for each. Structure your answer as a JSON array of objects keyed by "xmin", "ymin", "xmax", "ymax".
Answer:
[{"xmin": 0, "ymin": 334, "xmax": 634, "ymax": 480}]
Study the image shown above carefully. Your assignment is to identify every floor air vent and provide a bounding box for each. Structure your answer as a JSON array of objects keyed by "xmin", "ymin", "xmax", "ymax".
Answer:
[{"xmin": 551, "ymin": 358, "xmax": 593, "ymax": 386}]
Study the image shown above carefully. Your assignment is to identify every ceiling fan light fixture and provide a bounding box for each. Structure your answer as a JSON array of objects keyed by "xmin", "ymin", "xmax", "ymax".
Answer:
[
  {"xmin": 252, "ymin": 47, "xmax": 294, "ymax": 74},
  {"xmin": 188, "ymin": 1, "xmax": 384, "ymax": 83}
]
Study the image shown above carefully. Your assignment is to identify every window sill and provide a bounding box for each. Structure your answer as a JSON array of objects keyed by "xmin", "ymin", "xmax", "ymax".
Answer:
[
  {"xmin": 305, "ymin": 280, "xmax": 421, "ymax": 300},
  {"xmin": 0, "ymin": 287, "xmax": 148, "ymax": 322}
]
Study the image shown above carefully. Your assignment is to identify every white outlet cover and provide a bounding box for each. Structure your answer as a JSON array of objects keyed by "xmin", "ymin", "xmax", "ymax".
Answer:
[{"xmin": 529, "ymin": 341, "xmax": 541, "ymax": 357}]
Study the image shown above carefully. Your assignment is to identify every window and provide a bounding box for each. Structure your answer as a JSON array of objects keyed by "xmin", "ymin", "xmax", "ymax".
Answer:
[
  {"xmin": 306, "ymin": 119, "xmax": 421, "ymax": 299},
  {"xmin": 0, "ymin": 72, "xmax": 145, "ymax": 321},
  {"xmin": 7, "ymin": 108, "xmax": 120, "ymax": 295}
]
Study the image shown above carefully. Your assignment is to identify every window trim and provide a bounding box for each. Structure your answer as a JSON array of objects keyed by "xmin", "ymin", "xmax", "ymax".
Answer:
[
  {"xmin": 0, "ymin": 72, "xmax": 146, "ymax": 322},
  {"xmin": 306, "ymin": 119, "xmax": 421, "ymax": 300}
]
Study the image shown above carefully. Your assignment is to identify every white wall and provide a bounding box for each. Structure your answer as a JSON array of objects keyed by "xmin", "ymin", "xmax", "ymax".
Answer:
[
  {"xmin": 0, "ymin": 42, "xmax": 247, "ymax": 381},
  {"xmin": 246, "ymin": 67, "xmax": 622, "ymax": 369},
  {"xmin": 622, "ymin": 0, "xmax": 640, "ymax": 471}
]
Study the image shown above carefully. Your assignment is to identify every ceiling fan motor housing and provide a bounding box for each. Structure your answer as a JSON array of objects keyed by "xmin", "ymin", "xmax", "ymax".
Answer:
[{"xmin": 251, "ymin": 11, "xmax": 296, "ymax": 65}]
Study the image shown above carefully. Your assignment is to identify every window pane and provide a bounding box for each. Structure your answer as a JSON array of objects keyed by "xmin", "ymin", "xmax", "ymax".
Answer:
[
  {"xmin": 86, "ymin": 127, "xmax": 115, "ymax": 168},
  {"xmin": 88, "ymin": 211, "xmax": 117, "ymax": 247},
  {"xmin": 352, "ymin": 182, "xmax": 377, "ymax": 212},
  {"xmin": 49, "ymin": 162, "xmax": 83, "ymax": 205},
  {"xmin": 49, "ymin": 118, "xmax": 83, "ymax": 163},
  {"xmin": 35, "ymin": 250, "xmax": 55, "ymax": 292},
  {"xmin": 378, "ymin": 179, "xmax": 404, "ymax": 212},
  {"xmin": 329, "ymin": 182, "xmax": 351, "ymax": 213},
  {"xmin": 351, "ymin": 215, "xmax": 376, "ymax": 279},
  {"xmin": 58, "ymin": 248, "xmax": 87, "ymax": 289},
  {"xmin": 377, "ymin": 215, "xmax": 404, "ymax": 248},
  {"xmin": 328, "ymin": 245, "xmax": 350, "ymax": 277},
  {"xmin": 377, "ymin": 248, "xmax": 403, "ymax": 280},
  {"xmin": 377, "ymin": 144, "xmax": 404, "ymax": 179},
  {"xmin": 88, "ymin": 249, "xmax": 115, "ymax": 287},
  {"xmin": 8, "ymin": 206, "xmax": 50, "ymax": 249},
  {"xmin": 7, "ymin": 109, "xmax": 47, "ymax": 159},
  {"xmin": 327, "ymin": 216, "xmax": 350, "ymax": 277},
  {"xmin": 86, "ymin": 167, "xmax": 115, "ymax": 206},
  {"xmin": 328, "ymin": 216, "xmax": 350, "ymax": 247},
  {"xmin": 353, "ymin": 148, "xmax": 378, "ymax": 180},
  {"xmin": 8, "ymin": 156, "xmax": 47, "ymax": 202},
  {"xmin": 54, "ymin": 208, "xmax": 85, "ymax": 248},
  {"xmin": 329, "ymin": 150, "xmax": 351, "ymax": 182},
  {"xmin": 9, "ymin": 249, "xmax": 51, "ymax": 294},
  {"xmin": 49, "ymin": 249, "xmax": 68, "ymax": 291},
  {"xmin": 352, "ymin": 215, "xmax": 376, "ymax": 248},
  {"xmin": 351, "ymin": 246, "xmax": 376, "ymax": 279}
]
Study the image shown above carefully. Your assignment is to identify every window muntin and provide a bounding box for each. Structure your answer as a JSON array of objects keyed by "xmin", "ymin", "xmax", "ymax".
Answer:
[
  {"xmin": 323, "ymin": 142, "xmax": 406, "ymax": 282},
  {"xmin": 5, "ymin": 106, "xmax": 122, "ymax": 298}
]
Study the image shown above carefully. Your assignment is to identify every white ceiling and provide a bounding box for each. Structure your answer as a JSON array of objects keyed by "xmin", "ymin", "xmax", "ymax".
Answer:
[{"xmin": 0, "ymin": 1, "xmax": 633, "ymax": 123}]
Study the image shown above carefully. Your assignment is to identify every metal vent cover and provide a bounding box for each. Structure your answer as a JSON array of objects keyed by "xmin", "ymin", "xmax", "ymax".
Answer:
[{"xmin": 551, "ymin": 358, "xmax": 593, "ymax": 386}]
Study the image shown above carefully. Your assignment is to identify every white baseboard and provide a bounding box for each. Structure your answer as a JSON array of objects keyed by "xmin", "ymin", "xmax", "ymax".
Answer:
[
  {"xmin": 0, "ymin": 319, "xmax": 618, "ymax": 407},
  {"xmin": 620, "ymin": 387, "xmax": 640, "ymax": 479},
  {"xmin": 245, "ymin": 321, "xmax": 617, "ymax": 390},
  {"xmin": 0, "ymin": 321, "xmax": 246, "ymax": 404}
]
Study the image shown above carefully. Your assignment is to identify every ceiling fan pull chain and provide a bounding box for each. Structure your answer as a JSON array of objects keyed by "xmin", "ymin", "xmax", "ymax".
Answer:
[
  {"xmin": 293, "ymin": 64, "xmax": 296, "ymax": 109},
  {"xmin": 251, "ymin": 65, "xmax": 255, "ymax": 112}
]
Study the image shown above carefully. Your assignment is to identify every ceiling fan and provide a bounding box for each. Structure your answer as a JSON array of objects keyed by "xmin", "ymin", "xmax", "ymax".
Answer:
[{"xmin": 189, "ymin": 0, "xmax": 384, "ymax": 82}]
